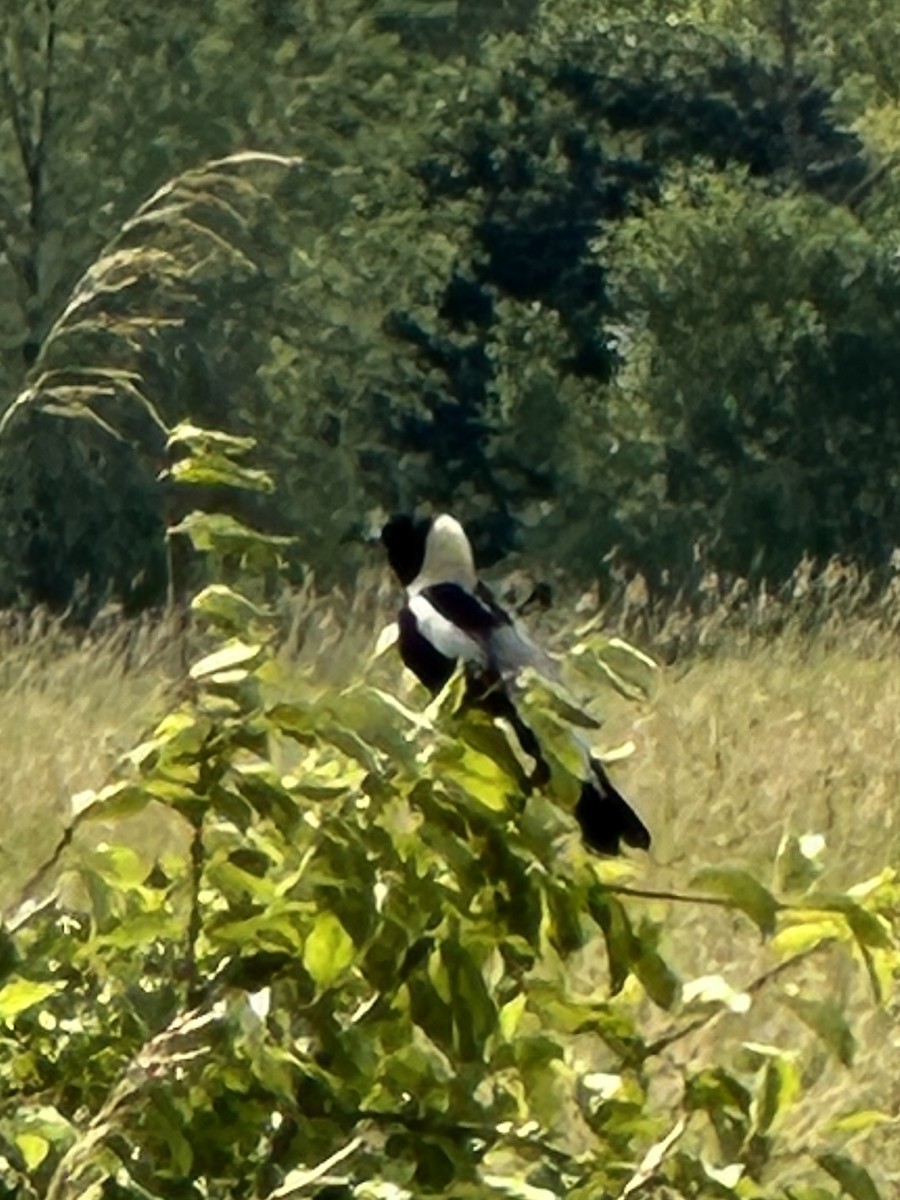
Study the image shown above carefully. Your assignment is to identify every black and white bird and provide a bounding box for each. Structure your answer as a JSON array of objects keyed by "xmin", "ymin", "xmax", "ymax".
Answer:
[{"xmin": 381, "ymin": 512, "xmax": 651, "ymax": 856}]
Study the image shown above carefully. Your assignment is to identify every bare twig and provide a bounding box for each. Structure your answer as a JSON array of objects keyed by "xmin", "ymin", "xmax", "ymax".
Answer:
[
  {"xmin": 644, "ymin": 943, "xmax": 827, "ymax": 1060},
  {"xmin": 264, "ymin": 1137, "xmax": 365, "ymax": 1200},
  {"xmin": 608, "ymin": 883, "xmax": 761, "ymax": 909},
  {"xmin": 185, "ymin": 807, "xmax": 206, "ymax": 1005}
]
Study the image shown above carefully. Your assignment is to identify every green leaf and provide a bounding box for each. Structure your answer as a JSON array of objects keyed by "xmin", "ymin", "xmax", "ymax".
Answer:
[
  {"xmin": 169, "ymin": 454, "xmax": 274, "ymax": 492},
  {"xmin": 589, "ymin": 892, "xmax": 638, "ymax": 995},
  {"xmin": 172, "ymin": 511, "xmax": 293, "ymax": 554},
  {"xmin": 750, "ymin": 1053, "xmax": 801, "ymax": 1135},
  {"xmin": 817, "ymin": 1152, "xmax": 884, "ymax": 1200},
  {"xmin": 522, "ymin": 671, "xmax": 602, "ymax": 729},
  {"xmin": 191, "ymin": 584, "xmax": 273, "ymax": 631},
  {"xmin": 90, "ymin": 912, "xmax": 184, "ymax": 950},
  {"xmin": 211, "ymin": 910, "xmax": 304, "ymax": 954},
  {"xmin": 0, "ymin": 979, "xmax": 62, "ymax": 1022},
  {"xmin": 586, "ymin": 635, "xmax": 658, "ymax": 701},
  {"xmin": 774, "ymin": 832, "xmax": 825, "ymax": 893},
  {"xmin": 690, "ymin": 868, "xmax": 780, "ymax": 935},
  {"xmin": 783, "ymin": 996, "xmax": 855, "ymax": 1066},
  {"xmin": 772, "ymin": 917, "xmax": 845, "ymax": 957},
  {"xmin": 481, "ymin": 1174, "xmax": 558, "ymax": 1200},
  {"xmin": 15, "ymin": 1132, "xmax": 49, "ymax": 1171},
  {"xmin": 303, "ymin": 913, "xmax": 355, "ymax": 987},
  {"xmin": 633, "ymin": 944, "xmax": 680, "ymax": 1010},
  {"xmin": 499, "ymin": 993, "xmax": 528, "ymax": 1041},
  {"xmin": 441, "ymin": 939, "xmax": 498, "ymax": 1061},
  {"xmin": 167, "ymin": 421, "xmax": 258, "ymax": 456},
  {"xmin": 71, "ymin": 780, "xmax": 151, "ymax": 821},
  {"xmin": 797, "ymin": 893, "xmax": 892, "ymax": 950},
  {"xmin": 0, "ymin": 928, "xmax": 18, "ymax": 984},
  {"xmin": 190, "ymin": 639, "xmax": 262, "ymax": 681},
  {"xmin": 828, "ymin": 1110, "xmax": 896, "ymax": 1136},
  {"xmin": 81, "ymin": 843, "xmax": 149, "ymax": 887},
  {"xmin": 685, "ymin": 1067, "xmax": 751, "ymax": 1118}
]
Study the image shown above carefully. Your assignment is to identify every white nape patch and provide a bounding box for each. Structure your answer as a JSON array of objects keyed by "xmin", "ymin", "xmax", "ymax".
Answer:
[
  {"xmin": 408, "ymin": 593, "xmax": 487, "ymax": 666},
  {"xmin": 415, "ymin": 513, "xmax": 477, "ymax": 589}
]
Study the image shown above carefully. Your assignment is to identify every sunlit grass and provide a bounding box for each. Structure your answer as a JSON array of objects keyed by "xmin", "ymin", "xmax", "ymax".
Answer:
[
  {"xmin": 1, "ymin": 561, "xmax": 898, "ymax": 1184},
  {"xmin": 0, "ymin": 610, "xmax": 184, "ymax": 911},
  {"xmin": 599, "ymin": 568, "xmax": 900, "ymax": 1187}
]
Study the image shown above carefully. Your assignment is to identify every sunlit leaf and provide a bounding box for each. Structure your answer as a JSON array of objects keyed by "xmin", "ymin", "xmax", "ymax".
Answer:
[
  {"xmin": 191, "ymin": 584, "xmax": 273, "ymax": 631},
  {"xmin": 828, "ymin": 1110, "xmax": 896, "ymax": 1136},
  {"xmin": 772, "ymin": 917, "xmax": 845, "ymax": 957},
  {"xmin": 521, "ymin": 670, "xmax": 602, "ymax": 729},
  {"xmin": 303, "ymin": 913, "xmax": 356, "ymax": 987},
  {"xmin": 170, "ymin": 454, "xmax": 274, "ymax": 492},
  {"xmin": 797, "ymin": 893, "xmax": 892, "ymax": 950},
  {"xmin": 499, "ymin": 993, "xmax": 528, "ymax": 1041},
  {"xmin": 15, "ymin": 1133, "xmax": 49, "ymax": 1171},
  {"xmin": 71, "ymin": 780, "xmax": 150, "ymax": 821},
  {"xmin": 0, "ymin": 979, "xmax": 62, "ymax": 1022},
  {"xmin": 190, "ymin": 639, "xmax": 262, "ymax": 680},
  {"xmin": 750, "ymin": 1052, "xmax": 801, "ymax": 1135}
]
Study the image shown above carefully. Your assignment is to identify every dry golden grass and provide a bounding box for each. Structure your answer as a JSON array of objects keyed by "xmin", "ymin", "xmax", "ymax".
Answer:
[
  {"xmin": 598, "ymin": 581, "xmax": 900, "ymax": 1189},
  {"xmin": 1, "ymin": 566, "xmax": 898, "ymax": 1186},
  {"xmin": 0, "ymin": 611, "xmax": 184, "ymax": 911}
]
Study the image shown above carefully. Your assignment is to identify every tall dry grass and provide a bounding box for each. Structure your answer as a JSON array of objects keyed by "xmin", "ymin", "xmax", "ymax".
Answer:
[
  {"xmin": 591, "ymin": 560, "xmax": 900, "ymax": 1186},
  {"xmin": 0, "ymin": 610, "xmax": 184, "ymax": 911},
  {"xmin": 1, "ymin": 562, "xmax": 897, "ymax": 1184}
]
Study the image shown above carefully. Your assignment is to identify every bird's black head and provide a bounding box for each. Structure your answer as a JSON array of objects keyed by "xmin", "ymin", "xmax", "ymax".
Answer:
[{"xmin": 381, "ymin": 513, "xmax": 431, "ymax": 586}]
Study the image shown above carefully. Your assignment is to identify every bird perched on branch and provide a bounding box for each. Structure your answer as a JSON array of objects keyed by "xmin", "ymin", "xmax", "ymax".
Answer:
[{"xmin": 380, "ymin": 512, "xmax": 651, "ymax": 856}]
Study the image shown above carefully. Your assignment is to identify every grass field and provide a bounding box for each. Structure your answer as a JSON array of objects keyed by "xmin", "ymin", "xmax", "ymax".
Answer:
[
  {"xmin": 1, "ymin": 572, "xmax": 897, "ymax": 1188},
  {"xmin": 0, "ymin": 611, "xmax": 185, "ymax": 912}
]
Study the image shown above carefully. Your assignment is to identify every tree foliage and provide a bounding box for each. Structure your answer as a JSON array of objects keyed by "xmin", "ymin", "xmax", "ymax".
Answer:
[{"xmin": 4, "ymin": 0, "xmax": 900, "ymax": 599}]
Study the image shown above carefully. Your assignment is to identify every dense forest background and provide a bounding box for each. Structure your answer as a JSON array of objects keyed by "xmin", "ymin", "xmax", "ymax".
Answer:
[{"xmin": 3, "ymin": 0, "xmax": 900, "ymax": 614}]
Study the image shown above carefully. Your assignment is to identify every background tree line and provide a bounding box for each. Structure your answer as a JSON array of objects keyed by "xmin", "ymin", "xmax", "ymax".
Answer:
[{"xmin": 2, "ymin": 0, "xmax": 900, "ymax": 614}]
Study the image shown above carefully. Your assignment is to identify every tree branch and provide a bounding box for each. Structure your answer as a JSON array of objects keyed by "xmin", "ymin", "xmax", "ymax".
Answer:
[{"xmin": 644, "ymin": 943, "xmax": 827, "ymax": 1060}]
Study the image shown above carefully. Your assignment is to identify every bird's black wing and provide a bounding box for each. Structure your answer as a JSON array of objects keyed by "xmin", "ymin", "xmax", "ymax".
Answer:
[
  {"xmin": 474, "ymin": 580, "xmax": 514, "ymax": 627},
  {"xmin": 397, "ymin": 605, "xmax": 457, "ymax": 693},
  {"xmin": 419, "ymin": 581, "xmax": 508, "ymax": 636}
]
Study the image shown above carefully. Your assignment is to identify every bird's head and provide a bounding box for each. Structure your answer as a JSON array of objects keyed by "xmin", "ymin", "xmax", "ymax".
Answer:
[
  {"xmin": 380, "ymin": 513, "xmax": 430, "ymax": 586},
  {"xmin": 381, "ymin": 512, "xmax": 477, "ymax": 589}
]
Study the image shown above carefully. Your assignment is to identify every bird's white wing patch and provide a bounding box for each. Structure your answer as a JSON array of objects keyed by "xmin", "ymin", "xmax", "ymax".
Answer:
[{"xmin": 408, "ymin": 593, "xmax": 487, "ymax": 667}]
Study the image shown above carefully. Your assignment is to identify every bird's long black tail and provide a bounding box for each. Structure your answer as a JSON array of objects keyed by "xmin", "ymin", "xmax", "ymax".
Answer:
[
  {"xmin": 575, "ymin": 757, "xmax": 652, "ymax": 856},
  {"xmin": 465, "ymin": 672, "xmax": 651, "ymax": 855}
]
